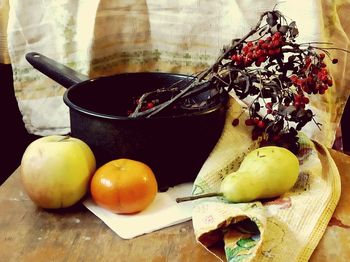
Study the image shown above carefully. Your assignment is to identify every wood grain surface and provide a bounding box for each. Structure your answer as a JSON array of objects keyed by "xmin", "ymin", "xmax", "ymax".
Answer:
[
  {"xmin": 0, "ymin": 149, "xmax": 349, "ymax": 262},
  {"xmin": 0, "ymin": 169, "xmax": 217, "ymax": 262}
]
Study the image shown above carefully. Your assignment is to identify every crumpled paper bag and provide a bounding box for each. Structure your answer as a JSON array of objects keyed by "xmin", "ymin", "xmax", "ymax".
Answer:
[{"xmin": 190, "ymin": 98, "xmax": 341, "ymax": 261}]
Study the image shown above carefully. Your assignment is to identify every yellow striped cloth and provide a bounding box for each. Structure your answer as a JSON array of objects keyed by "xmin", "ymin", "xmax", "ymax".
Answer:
[{"xmin": 191, "ymin": 98, "xmax": 341, "ymax": 261}]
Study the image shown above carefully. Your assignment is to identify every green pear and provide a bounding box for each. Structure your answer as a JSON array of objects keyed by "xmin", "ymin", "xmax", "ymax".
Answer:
[
  {"xmin": 220, "ymin": 146, "xmax": 299, "ymax": 202},
  {"xmin": 176, "ymin": 146, "xmax": 299, "ymax": 203}
]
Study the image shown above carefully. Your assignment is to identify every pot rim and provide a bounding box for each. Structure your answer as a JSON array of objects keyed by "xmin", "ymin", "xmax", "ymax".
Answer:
[{"xmin": 63, "ymin": 73, "xmax": 228, "ymax": 120}]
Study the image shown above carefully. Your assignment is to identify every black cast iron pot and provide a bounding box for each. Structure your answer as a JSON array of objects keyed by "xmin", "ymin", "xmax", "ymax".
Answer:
[{"xmin": 26, "ymin": 52, "xmax": 228, "ymax": 189}]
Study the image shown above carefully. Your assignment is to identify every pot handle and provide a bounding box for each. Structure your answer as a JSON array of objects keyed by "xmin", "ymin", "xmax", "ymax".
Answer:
[{"xmin": 25, "ymin": 52, "xmax": 90, "ymax": 88}]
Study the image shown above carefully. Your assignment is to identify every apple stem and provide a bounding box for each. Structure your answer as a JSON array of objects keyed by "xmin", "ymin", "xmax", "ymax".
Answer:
[
  {"xmin": 176, "ymin": 192, "xmax": 223, "ymax": 203},
  {"xmin": 57, "ymin": 136, "xmax": 71, "ymax": 142}
]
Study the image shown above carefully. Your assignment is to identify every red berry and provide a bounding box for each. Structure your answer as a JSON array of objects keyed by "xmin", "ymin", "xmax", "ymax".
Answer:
[
  {"xmin": 257, "ymin": 120, "xmax": 265, "ymax": 129},
  {"xmin": 296, "ymin": 78, "xmax": 305, "ymax": 86},
  {"xmin": 320, "ymin": 75, "xmax": 328, "ymax": 82},
  {"xmin": 245, "ymin": 118, "xmax": 254, "ymax": 126},
  {"xmin": 294, "ymin": 94, "xmax": 301, "ymax": 102},
  {"xmin": 290, "ymin": 75, "xmax": 298, "ymax": 83},
  {"xmin": 321, "ymin": 68, "xmax": 328, "ymax": 75},
  {"xmin": 303, "ymin": 86, "xmax": 311, "ymax": 94},
  {"xmin": 244, "ymin": 57, "xmax": 253, "ymax": 66},
  {"xmin": 272, "ymin": 39, "xmax": 280, "ymax": 48},
  {"xmin": 258, "ymin": 56, "xmax": 267, "ymax": 63},
  {"xmin": 231, "ymin": 54, "xmax": 238, "ymax": 61},
  {"xmin": 306, "ymin": 75, "xmax": 313, "ymax": 83},
  {"xmin": 232, "ymin": 118, "xmax": 240, "ymax": 126},
  {"xmin": 256, "ymin": 49, "xmax": 264, "ymax": 57},
  {"xmin": 273, "ymin": 32, "xmax": 281, "ymax": 39},
  {"xmin": 273, "ymin": 48, "xmax": 281, "ymax": 55},
  {"xmin": 258, "ymin": 39, "xmax": 265, "ymax": 46},
  {"xmin": 243, "ymin": 46, "xmax": 249, "ymax": 53},
  {"xmin": 265, "ymin": 102, "xmax": 272, "ymax": 109},
  {"xmin": 327, "ymin": 78, "xmax": 333, "ymax": 86},
  {"xmin": 246, "ymin": 52, "xmax": 254, "ymax": 59},
  {"xmin": 262, "ymin": 43, "xmax": 269, "ymax": 49},
  {"xmin": 303, "ymin": 97, "xmax": 310, "ymax": 104}
]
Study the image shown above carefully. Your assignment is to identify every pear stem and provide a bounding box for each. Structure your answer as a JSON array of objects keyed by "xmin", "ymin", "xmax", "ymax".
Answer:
[{"xmin": 176, "ymin": 192, "xmax": 223, "ymax": 203}]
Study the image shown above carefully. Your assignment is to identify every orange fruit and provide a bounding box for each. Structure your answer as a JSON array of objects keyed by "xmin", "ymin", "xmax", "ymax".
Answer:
[{"xmin": 90, "ymin": 159, "xmax": 158, "ymax": 214}]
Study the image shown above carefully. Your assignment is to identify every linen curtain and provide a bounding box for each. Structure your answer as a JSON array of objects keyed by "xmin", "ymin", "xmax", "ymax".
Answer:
[{"xmin": 2, "ymin": 0, "xmax": 350, "ymax": 148}]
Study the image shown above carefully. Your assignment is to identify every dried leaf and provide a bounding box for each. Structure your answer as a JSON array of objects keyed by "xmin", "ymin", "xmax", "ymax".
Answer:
[
  {"xmin": 289, "ymin": 21, "xmax": 297, "ymax": 28},
  {"xmin": 270, "ymin": 25, "xmax": 279, "ymax": 34},
  {"xmin": 278, "ymin": 25, "xmax": 289, "ymax": 34},
  {"xmin": 266, "ymin": 12, "xmax": 278, "ymax": 27},
  {"xmin": 278, "ymin": 105, "xmax": 296, "ymax": 116},
  {"xmin": 290, "ymin": 27, "xmax": 299, "ymax": 38}
]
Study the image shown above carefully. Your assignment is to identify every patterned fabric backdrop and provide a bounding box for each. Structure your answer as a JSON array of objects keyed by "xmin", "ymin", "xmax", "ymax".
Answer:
[{"xmin": 3, "ymin": 0, "xmax": 350, "ymax": 148}]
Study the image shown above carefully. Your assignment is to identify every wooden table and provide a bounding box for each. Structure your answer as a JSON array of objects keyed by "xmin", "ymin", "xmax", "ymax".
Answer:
[{"xmin": 1, "ymin": 149, "xmax": 349, "ymax": 262}]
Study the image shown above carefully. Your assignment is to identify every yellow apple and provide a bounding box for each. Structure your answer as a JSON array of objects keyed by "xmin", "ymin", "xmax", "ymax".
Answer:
[{"xmin": 20, "ymin": 135, "xmax": 96, "ymax": 209}]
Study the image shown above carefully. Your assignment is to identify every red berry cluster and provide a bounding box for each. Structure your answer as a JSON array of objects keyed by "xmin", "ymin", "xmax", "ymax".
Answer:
[
  {"xmin": 244, "ymin": 117, "xmax": 266, "ymax": 129},
  {"xmin": 243, "ymin": 117, "xmax": 269, "ymax": 140},
  {"xmin": 225, "ymin": 10, "xmax": 345, "ymax": 154},
  {"xmin": 293, "ymin": 94, "xmax": 309, "ymax": 109},
  {"xmin": 232, "ymin": 117, "xmax": 268, "ymax": 140},
  {"xmin": 290, "ymin": 53, "xmax": 333, "ymax": 95},
  {"xmin": 231, "ymin": 32, "xmax": 284, "ymax": 67}
]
